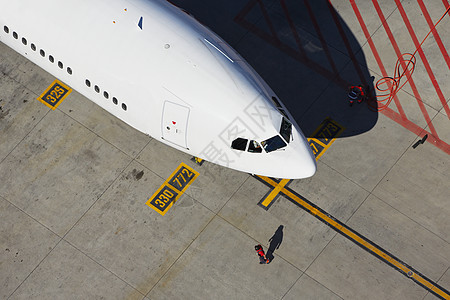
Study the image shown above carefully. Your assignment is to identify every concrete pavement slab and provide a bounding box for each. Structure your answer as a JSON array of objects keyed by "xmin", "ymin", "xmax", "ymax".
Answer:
[
  {"xmin": 354, "ymin": 1, "xmax": 450, "ymax": 113},
  {"xmin": 6, "ymin": 55, "xmax": 56, "ymax": 98},
  {"xmin": 219, "ymin": 176, "xmax": 337, "ymax": 271},
  {"xmin": 269, "ymin": 0, "xmax": 396, "ymax": 56},
  {"xmin": 0, "ymin": 197, "xmax": 60, "ymax": 299},
  {"xmin": 57, "ymin": 89, "xmax": 151, "ymax": 158},
  {"xmin": 137, "ymin": 139, "xmax": 249, "ymax": 213},
  {"xmin": 65, "ymin": 161, "xmax": 214, "ymax": 295},
  {"xmin": 306, "ymin": 233, "xmax": 427, "ymax": 300},
  {"xmin": 287, "ymin": 160, "xmax": 369, "ymax": 222},
  {"xmin": 430, "ymin": 110, "xmax": 450, "ymax": 148},
  {"xmin": 231, "ymin": 5, "xmax": 353, "ymax": 124},
  {"xmin": 0, "ymin": 75, "xmax": 48, "ymax": 162},
  {"xmin": 9, "ymin": 240, "xmax": 144, "ymax": 300},
  {"xmin": 320, "ymin": 112, "xmax": 417, "ymax": 192},
  {"xmin": 282, "ymin": 274, "xmax": 342, "ymax": 300},
  {"xmin": 0, "ymin": 0, "xmax": 449, "ymax": 298},
  {"xmin": 169, "ymin": 0, "xmax": 275, "ymax": 46},
  {"xmin": 347, "ymin": 194, "xmax": 450, "ymax": 282},
  {"xmin": 148, "ymin": 216, "xmax": 302, "ymax": 300},
  {"xmin": 0, "ymin": 41, "xmax": 21, "ymax": 76},
  {"xmin": 424, "ymin": 268, "xmax": 450, "ymax": 300},
  {"xmin": 0, "ymin": 109, "xmax": 131, "ymax": 236},
  {"xmin": 373, "ymin": 129, "xmax": 450, "ymax": 242}
]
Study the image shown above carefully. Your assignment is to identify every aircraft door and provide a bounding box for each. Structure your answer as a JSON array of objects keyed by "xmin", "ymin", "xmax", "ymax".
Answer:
[{"xmin": 162, "ymin": 101, "xmax": 190, "ymax": 149}]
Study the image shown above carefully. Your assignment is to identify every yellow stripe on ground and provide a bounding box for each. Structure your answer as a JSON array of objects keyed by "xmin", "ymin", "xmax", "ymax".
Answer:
[
  {"xmin": 260, "ymin": 178, "xmax": 290, "ymax": 207},
  {"xmin": 256, "ymin": 175, "xmax": 450, "ymax": 300}
]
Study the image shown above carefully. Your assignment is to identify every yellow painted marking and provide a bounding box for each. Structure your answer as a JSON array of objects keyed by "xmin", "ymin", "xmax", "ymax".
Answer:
[
  {"xmin": 259, "ymin": 178, "xmax": 290, "ymax": 208},
  {"xmin": 307, "ymin": 118, "xmax": 345, "ymax": 160},
  {"xmin": 258, "ymin": 118, "xmax": 345, "ymax": 209},
  {"xmin": 146, "ymin": 162, "xmax": 199, "ymax": 216},
  {"xmin": 257, "ymin": 175, "xmax": 450, "ymax": 299},
  {"xmin": 37, "ymin": 79, "xmax": 72, "ymax": 110}
]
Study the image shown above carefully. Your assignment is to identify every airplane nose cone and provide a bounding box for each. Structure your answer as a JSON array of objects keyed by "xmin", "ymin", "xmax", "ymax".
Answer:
[{"xmin": 286, "ymin": 126, "xmax": 317, "ymax": 179}]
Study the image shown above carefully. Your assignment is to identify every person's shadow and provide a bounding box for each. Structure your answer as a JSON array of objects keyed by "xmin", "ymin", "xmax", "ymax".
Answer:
[{"xmin": 266, "ymin": 225, "xmax": 284, "ymax": 263}]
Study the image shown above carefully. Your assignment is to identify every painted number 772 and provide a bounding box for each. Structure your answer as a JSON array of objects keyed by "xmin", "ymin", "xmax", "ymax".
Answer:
[{"xmin": 170, "ymin": 168, "xmax": 194, "ymax": 190}]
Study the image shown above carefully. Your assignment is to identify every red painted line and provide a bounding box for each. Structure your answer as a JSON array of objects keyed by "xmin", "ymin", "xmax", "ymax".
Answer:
[
  {"xmin": 418, "ymin": 0, "xmax": 450, "ymax": 71},
  {"xmin": 444, "ymin": 0, "xmax": 450, "ymax": 17},
  {"xmin": 303, "ymin": 0, "xmax": 340, "ymax": 76},
  {"xmin": 257, "ymin": 0, "xmax": 281, "ymax": 44},
  {"xmin": 234, "ymin": 0, "xmax": 259, "ymax": 23},
  {"xmin": 234, "ymin": 5, "xmax": 348, "ymax": 86},
  {"xmin": 383, "ymin": 107, "xmax": 450, "ymax": 155},
  {"xmin": 349, "ymin": 0, "xmax": 450, "ymax": 153},
  {"xmin": 234, "ymin": 0, "xmax": 258, "ymax": 31},
  {"xmin": 372, "ymin": 0, "xmax": 439, "ymax": 137},
  {"xmin": 234, "ymin": 0, "xmax": 450, "ymax": 154},
  {"xmin": 397, "ymin": 0, "xmax": 450, "ymax": 119},
  {"xmin": 327, "ymin": 0, "xmax": 367, "ymax": 88},
  {"xmin": 280, "ymin": 0, "xmax": 307, "ymax": 59},
  {"xmin": 349, "ymin": 0, "xmax": 407, "ymax": 118}
]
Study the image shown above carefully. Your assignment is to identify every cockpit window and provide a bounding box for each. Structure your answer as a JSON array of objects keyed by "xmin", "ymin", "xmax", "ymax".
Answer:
[
  {"xmin": 261, "ymin": 135, "xmax": 287, "ymax": 152},
  {"xmin": 280, "ymin": 117, "xmax": 292, "ymax": 143},
  {"xmin": 231, "ymin": 138, "xmax": 248, "ymax": 151},
  {"xmin": 248, "ymin": 140, "xmax": 262, "ymax": 153}
]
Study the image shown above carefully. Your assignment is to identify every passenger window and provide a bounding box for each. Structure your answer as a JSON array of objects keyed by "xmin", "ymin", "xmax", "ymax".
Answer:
[
  {"xmin": 13, "ymin": 31, "xmax": 18, "ymax": 39},
  {"xmin": 231, "ymin": 138, "xmax": 248, "ymax": 151},
  {"xmin": 22, "ymin": 37, "xmax": 27, "ymax": 45},
  {"xmin": 121, "ymin": 103, "xmax": 127, "ymax": 111},
  {"xmin": 103, "ymin": 91, "xmax": 109, "ymax": 99},
  {"xmin": 49, "ymin": 55, "xmax": 54, "ymax": 63},
  {"xmin": 94, "ymin": 85, "xmax": 100, "ymax": 93},
  {"xmin": 40, "ymin": 49, "xmax": 45, "ymax": 57},
  {"xmin": 248, "ymin": 140, "xmax": 262, "ymax": 153},
  {"xmin": 31, "ymin": 43, "xmax": 36, "ymax": 51},
  {"xmin": 67, "ymin": 67, "xmax": 72, "ymax": 75},
  {"xmin": 3, "ymin": 26, "xmax": 9, "ymax": 34},
  {"xmin": 58, "ymin": 61, "xmax": 63, "ymax": 69},
  {"xmin": 112, "ymin": 97, "xmax": 118, "ymax": 105}
]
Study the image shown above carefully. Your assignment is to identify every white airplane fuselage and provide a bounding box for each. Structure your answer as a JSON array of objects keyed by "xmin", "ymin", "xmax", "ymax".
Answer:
[{"xmin": 0, "ymin": 0, "xmax": 317, "ymax": 179}]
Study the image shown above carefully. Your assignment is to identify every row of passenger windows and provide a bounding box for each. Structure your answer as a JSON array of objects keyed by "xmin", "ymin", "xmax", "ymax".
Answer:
[
  {"xmin": 4, "ymin": 25, "xmax": 128, "ymax": 112},
  {"xmin": 4, "ymin": 25, "xmax": 73, "ymax": 75},
  {"xmin": 85, "ymin": 79, "xmax": 127, "ymax": 111}
]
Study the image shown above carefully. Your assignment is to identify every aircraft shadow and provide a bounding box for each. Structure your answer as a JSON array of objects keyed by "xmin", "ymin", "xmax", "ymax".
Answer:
[{"xmin": 170, "ymin": 0, "xmax": 378, "ymax": 138}]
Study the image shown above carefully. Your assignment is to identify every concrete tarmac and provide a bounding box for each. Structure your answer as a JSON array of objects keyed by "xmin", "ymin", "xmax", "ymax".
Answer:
[{"xmin": 1, "ymin": 0, "xmax": 449, "ymax": 299}]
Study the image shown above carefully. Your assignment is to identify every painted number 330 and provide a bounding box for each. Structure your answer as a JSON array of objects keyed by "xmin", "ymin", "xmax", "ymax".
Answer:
[
  {"xmin": 154, "ymin": 189, "xmax": 175, "ymax": 208},
  {"xmin": 46, "ymin": 86, "xmax": 65, "ymax": 103}
]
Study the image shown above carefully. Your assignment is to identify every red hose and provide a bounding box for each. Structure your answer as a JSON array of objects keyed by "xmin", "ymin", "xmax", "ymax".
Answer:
[{"xmin": 370, "ymin": 5, "xmax": 450, "ymax": 112}]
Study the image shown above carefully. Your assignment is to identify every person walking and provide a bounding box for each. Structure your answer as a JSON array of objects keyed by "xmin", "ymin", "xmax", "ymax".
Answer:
[{"xmin": 255, "ymin": 244, "xmax": 269, "ymax": 264}]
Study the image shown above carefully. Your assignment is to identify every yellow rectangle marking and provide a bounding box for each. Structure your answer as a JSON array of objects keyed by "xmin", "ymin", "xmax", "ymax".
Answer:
[
  {"xmin": 37, "ymin": 79, "xmax": 72, "ymax": 110},
  {"xmin": 307, "ymin": 118, "xmax": 345, "ymax": 160},
  {"xmin": 146, "ymin": 162, "xmax": 199, "ymax": 216}
]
